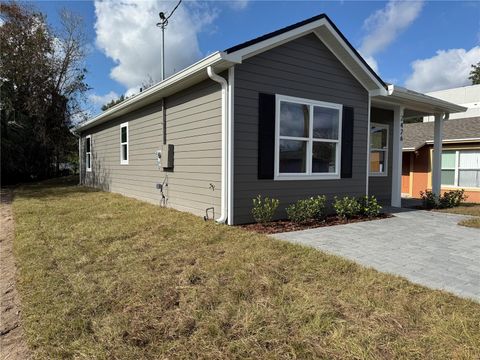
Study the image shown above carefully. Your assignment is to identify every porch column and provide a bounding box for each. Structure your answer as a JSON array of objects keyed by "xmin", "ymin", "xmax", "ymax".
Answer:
[
  {"xmin": 432, "ymin": 113, "xmax": 447, "ymax": 196},
  {"xmin": 391, "ymin": 106, "xmax": 404, "ymax": 207}
]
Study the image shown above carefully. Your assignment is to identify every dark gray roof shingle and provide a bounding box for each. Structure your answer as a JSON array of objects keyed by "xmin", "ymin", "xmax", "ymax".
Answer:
[{"xmin": 403, "ymin": 117, "xmax": 480, "ymax": 150}]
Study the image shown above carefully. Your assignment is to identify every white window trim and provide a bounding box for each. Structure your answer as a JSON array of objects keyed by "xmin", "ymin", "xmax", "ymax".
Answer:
[
  {"xmin": 120, "ymin": 122, "xmax": 129, "ymax": 165},
  {"xmin": 85, "ymin": 135, "xmax": 92, "ymax": 172},
  {"xmin": 369, "ymin": 122, "xmax": 389, "ymax": 177},
  {"xmin": 441, "ymin": 149, "xmax": 480, "ymax": 189},
  {"xmin": 274, "ymin": 94, "xmax": 342, "ymax": 181}
]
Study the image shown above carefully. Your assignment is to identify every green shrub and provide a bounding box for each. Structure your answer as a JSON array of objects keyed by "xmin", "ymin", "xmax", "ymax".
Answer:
[
  {"xmin": 420, "ymin": 190, "xmax": 438, "ymax": 209},
  {"xmin": 333, "ymin": 196, "xmax": 361, "ymax": 219},
  {"xmin": 359, "ymin": 195, "xmax": 382, "ymax": 217},
  {"xmin": 286, "ymin": 195, "xmax": 326, "ymax": 223},
  {"xmin": 421, "ymin": 189, "xmax": 468, "ymax": 209},
  {"xmin": 439, "ymin": 189, "xmax": 468, "ymax": 208},
  {"xmin": 251, "ymin": 195, "xmax": 279, "ymax": 224}
]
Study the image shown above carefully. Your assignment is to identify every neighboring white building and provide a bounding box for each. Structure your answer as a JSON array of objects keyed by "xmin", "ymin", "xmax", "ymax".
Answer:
[{"xmin": 423, "ymin": 84, "xmax": 480, "ymax": 122}]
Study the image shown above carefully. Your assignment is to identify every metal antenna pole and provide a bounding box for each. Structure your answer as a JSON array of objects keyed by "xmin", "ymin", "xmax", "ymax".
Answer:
[
  {"xmin": 157, "ymin": 13, "xmax": 167, "ymax": 81},
  {"xmin": 156, "ymin": 0, "xmax": 182, "ymax": 82},
  {"xmin": 161, "ymin": 24, "xmax": 165, "ymax": 81}
]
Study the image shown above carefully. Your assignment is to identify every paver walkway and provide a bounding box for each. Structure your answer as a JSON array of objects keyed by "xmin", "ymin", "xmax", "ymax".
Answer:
[{"xmin": 273, "ymin": 209, "xmax": 480, "ymax": 301}]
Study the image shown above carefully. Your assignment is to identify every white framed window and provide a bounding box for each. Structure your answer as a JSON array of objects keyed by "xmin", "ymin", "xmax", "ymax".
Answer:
[
  {"xmin": 369, "ymin": 123, "xmax": 388, "ymax": 176},
  {"xmin": 275, "ymin": 94, "xmax": 342, "ymax": 180},
  {"xmin": 441, "ymin": 150, "xmax": 480, "ymax": 188},
  {"xmin": 120, "ymin": 122, "xmax": 129, "ymax": 165},
  {"xmin": 85, "ymin": 135, "xmax": 92, "ymax": 172}
]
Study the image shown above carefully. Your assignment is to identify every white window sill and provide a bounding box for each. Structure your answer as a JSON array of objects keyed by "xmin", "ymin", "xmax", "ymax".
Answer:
[
  {"xmin": 120, "ymin": 161, "xmax": 129, "ymax": 165},
  {"xmin": 274, "ymin": 173, "xmax": 340, "ymax": 181}
]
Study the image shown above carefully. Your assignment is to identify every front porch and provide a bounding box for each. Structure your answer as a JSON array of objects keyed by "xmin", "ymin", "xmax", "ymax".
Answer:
[{"xmin": 370, "ymin": 85, "xmax": 467, "ymax": 207}]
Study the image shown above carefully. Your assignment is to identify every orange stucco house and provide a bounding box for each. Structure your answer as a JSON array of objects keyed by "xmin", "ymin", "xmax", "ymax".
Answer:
[{"xmin": 402, "ymin": 117, "xmax": 480, "ymax": 202}]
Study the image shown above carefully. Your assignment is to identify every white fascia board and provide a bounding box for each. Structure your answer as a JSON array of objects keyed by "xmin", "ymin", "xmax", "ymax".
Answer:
[
  {"xmin": 402, "ymin": 138, "xmax": 480, "ymax": 152},
  {"xmin": 425, "ymin": 138, "xmax": 480, "ymax": 144},
  {"xmin": 76, "ymin": 51, "xmax": 239, "ymax": 133},
  {"xmin": 369, "ymin": 88, "xmax": 389, "ymax": 97},
  {"xmin": 383, "ymin": 85, "xmax": 468, "ymax": 114}
]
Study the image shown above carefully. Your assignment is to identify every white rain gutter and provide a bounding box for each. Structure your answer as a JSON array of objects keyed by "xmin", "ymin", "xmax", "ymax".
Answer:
[
  {"xmin": 76, "ymin": 52, "xmax": 239, "ymax": 133},
  {"xmin": 386, "ymin": 84, "xmax": 468, "ymax": 114},
  {"xmin": 207, "ymin": 66, "xmax": 228, "ymax": 224}
]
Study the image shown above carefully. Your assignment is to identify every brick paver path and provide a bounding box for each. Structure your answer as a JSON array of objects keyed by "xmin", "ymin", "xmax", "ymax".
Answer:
[{"xmin": 273, "ymin": 209, "xmax": 479, "ymax": 301}]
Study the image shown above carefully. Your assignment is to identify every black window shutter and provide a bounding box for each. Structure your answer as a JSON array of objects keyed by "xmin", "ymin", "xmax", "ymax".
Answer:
[
  {"xmin": 341, "ymin": 106, "xmax": 354, "ymax": 178},
  {"xmin": 258, "ymin": 93, "xmax": 276, "ymax": 179}
]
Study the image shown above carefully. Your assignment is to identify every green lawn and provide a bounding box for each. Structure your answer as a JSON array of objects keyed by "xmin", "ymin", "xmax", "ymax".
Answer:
[
  {"xmin": 12, "ymin": 178, "xmax": 480, "ymax": 359},
  {"xmin": 438, "ymin": 203, "xmax": 480, "ymax": 228}
]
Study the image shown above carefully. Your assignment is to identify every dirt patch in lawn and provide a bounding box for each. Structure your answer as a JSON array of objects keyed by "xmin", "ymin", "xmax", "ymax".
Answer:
[
  {"xmin": 0, "ymin": 189, "xmax": 31, "ymax": 360},
  {"xmin": 240, "ymin": 213, "xmax": 393, "ymax": 234}
]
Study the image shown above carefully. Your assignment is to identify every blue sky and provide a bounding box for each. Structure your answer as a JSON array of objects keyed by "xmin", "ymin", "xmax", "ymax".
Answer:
[{"xmin": 35, "ymin": 1, "xmax": 480, "ymax": 116}]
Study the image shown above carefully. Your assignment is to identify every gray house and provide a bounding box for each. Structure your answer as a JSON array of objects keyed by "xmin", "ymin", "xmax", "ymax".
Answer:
[{"xmin": 76, "ymin": 14, "xmax": 466, "ymax": 225}]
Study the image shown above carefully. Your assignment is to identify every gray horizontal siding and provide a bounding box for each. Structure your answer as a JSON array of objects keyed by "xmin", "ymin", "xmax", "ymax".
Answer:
[
  {"xmin": 233, "ymin": 33, "xmax": 369, "ymax": 224},
  {"xmin": 80, "ymin": 79, "xmax": 222, "ymax": 218},
  {"xmin": 368, "ymin": 107, "xmax": 394, "ymax": 204}
]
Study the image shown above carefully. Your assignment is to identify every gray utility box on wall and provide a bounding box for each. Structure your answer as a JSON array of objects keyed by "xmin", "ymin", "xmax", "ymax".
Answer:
[{"xmin": 162, "ymin": 144, "xmax": 174, "ymax": 169}]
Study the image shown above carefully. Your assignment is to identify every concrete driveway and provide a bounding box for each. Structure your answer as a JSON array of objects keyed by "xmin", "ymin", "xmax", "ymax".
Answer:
[{"xmin": 273, "ymin": 209, "xmax": 480, "ymax": 301}]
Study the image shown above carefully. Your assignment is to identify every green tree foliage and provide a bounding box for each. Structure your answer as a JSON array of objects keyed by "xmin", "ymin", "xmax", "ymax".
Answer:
[
  {"xmin": 101, "ymin": 75, "xmax": 156, "ymax": 111},
  {"xmin": 101, "ymin": 95, "xmax": 125, "ymax": 111},
  {"xmin": 469, "ymin": 62, "xmax": 480, "ymax": 85},
  {"xmin": 0, "ymin": 2, "xmax": 88, "ymax": 184}
]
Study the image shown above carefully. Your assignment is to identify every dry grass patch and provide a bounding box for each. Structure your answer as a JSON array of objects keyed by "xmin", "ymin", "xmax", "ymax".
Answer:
[
  {"xmin": 12, "ymin": 178, "xmax": 480, "ymax": 359},
  {"xmin": 438, "ymin": 203, "xmax": 480, "ymax": 228}
]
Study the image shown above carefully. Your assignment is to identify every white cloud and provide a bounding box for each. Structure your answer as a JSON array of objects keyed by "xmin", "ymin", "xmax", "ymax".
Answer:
[
  {"xmin": 359, "ymin": 0, "xmax": 424, "ymax": 73},
  {"xmin": 228, "ymin": 0, "xmax": 249, "ymax": 10},
  {"xmin": 404, "ymin": 46, "xmax": 480, "ymax": 93},
  {"xmin": 94, "ymin": 0, "xmax": 217, "ymax": 90},
  {"xmin": 88, "ymin": 91, "xmax": 120, "ymax": 107}
]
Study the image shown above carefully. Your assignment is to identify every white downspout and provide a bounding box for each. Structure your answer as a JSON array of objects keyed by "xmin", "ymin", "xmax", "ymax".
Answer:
[
  {"xmin": 227, "ymin": 66, "xmax": 235, "ymax": 225},
  {"xmin": 207, "ymin": 66, "xmax": 228, "ymax": 224}
]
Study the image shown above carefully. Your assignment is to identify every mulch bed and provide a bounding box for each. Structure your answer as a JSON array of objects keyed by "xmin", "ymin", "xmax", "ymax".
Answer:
[{"xmin": 239, "ymin": 213, "xmax": 393, "ymax": 234}]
